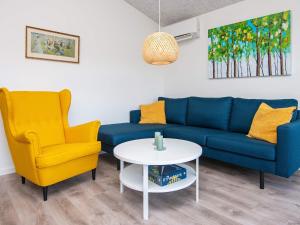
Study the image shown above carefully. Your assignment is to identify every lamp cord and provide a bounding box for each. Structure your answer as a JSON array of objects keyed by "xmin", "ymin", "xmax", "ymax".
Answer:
[{"xmin": 159, "ymin": 0, "xmax": 161, "ymax": 32}]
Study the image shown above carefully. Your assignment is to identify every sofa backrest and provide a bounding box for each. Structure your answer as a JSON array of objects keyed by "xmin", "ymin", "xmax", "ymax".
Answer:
[
  {"xmin": 186, "ymin": 97, "xmax": 233, "ymax": 130},
  {"xmin": 229, "ymin": 98, "xmax": 298, "ymax": 134},
  {"xmin": 158, "ymin": 97, "xmax": 188, "ymax": 125}
]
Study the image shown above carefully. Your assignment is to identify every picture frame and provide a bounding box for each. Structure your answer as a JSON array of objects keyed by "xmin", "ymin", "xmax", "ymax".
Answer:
[
  {"xmin": 25, "ymin": 26, "xmax": 80, "ymax": 63},
  {"xmin": 208, "ymin": 11, "xmax": 291, "ymax": 79}
]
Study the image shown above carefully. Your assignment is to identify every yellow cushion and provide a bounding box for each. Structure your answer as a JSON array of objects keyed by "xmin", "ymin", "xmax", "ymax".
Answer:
[
  {"xmin": 247, "ymin": 103, "xmax": 296, "ymax": 144},
  {"xmin": 139, "ymin": 100, "xmax": 166, "ymax": 124},
  {"xmin": 36, "ymin": 142, "xmax": 101, "ymax": 168}
]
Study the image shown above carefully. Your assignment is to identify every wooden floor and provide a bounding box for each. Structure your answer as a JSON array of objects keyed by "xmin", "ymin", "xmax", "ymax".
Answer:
[{"xmin": 1, "ymin": 154, "xmax": 300, "ymax": 225}]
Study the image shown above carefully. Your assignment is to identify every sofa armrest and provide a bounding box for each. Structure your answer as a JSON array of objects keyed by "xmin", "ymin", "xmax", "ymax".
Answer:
[
  {"xmin": 66, "ymin": 120, "xmax": 101, "ymax": 143},
  {"xmin": 276, "ymin": 120, "xmax": 300, "ymax": 177},
  {"xmin": 130, "ymin": 110, "xmax": 140, "ymax": 124}
]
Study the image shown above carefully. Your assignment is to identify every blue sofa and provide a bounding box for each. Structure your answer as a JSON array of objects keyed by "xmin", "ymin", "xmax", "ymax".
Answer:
[{"xmin": 98, "ymin": 97, "xmax": 300, "ymax": 189}]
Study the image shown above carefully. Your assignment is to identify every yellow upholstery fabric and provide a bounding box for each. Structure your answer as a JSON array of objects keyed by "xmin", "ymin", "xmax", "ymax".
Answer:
[
  {"xmin": 139, "ymin": 100, "xmax": 166, "ymax": 124},
  {"xmin": 0, "ymin": 88, "xmax": 101, "ymax": 187},
  {"xmin": 37, "ymin": 142, "xmax": 101, "ymax": 168},
  {"xmin": 247, "ymin": 103, "xmax": 296, "ymax": 144}
]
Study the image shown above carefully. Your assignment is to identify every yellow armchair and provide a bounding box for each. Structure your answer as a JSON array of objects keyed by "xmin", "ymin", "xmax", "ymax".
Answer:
[{"xmin": 0, "ymin": 88, "xmax": 101, "ymax": 201}]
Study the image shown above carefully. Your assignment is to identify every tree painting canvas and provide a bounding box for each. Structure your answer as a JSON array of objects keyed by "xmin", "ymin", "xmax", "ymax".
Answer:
[{"xmin": 208, "ymin": 11, "xmax": 291, "ymax": 79}]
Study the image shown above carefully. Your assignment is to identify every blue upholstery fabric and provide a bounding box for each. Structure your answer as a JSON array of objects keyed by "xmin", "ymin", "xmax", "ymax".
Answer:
[
  {"xmin": 276, "ymin": 119, "xmax": 300, "ymax": 177},
  {"xmin": 164, "ymin": 126, "xmax": 226, "ymax": 146},
  {"xmin": 98, "ymin": 123, "xmax": 179, "ymax": 146},
  {"xmin": 206, "ymin": 132, "xmax": 276, "ymax": 161},
  {"xmin": 130, "ymin": 110, "xmax": 141, "ymax": 124},
  {"xmin": 229, "ymin": 98, "xmax": 298, "ymax": 133},
  {"xmin": 203, "ymin": 147, "xmax": 276, "ymax": 173},
  {"xmin": 186, "ymin": 97, "xmax": 233, "ymax": 130},
  {"xmin": 158, "ymin": 97, "xmax": 188, "ymax": 125},
  {"xmin": 101, "ymin": 142, "xmax": 115, "ymax": 154}
]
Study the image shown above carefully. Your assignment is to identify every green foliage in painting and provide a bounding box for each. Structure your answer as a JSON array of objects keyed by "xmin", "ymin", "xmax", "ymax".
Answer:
[{"xmin": 208, "ymin": 11, "xmax": 291, "ymax": 79}]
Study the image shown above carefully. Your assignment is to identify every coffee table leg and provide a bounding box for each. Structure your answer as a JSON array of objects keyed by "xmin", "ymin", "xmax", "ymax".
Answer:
[
  {"xmin": 196, "ymin": 157, "xmax": 199, "ymax": 202},
  {"xmin": 143, "ymin": 164, "xmax": 149, "ymax": 220},
  {"xmin": 120, "ymin": 160, "xmax": 124, "ymax": 193}
]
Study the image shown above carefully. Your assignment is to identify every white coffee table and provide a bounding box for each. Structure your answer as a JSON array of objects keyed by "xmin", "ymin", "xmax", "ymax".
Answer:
[{"xmin": 114, "ymin": 138, "xmax": 202, "ymax": 220}]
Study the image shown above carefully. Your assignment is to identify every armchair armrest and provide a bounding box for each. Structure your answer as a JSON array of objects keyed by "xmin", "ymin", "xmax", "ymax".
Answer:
[
  {"xmin": 15, "ymin": 130, "xmax": 39, "ymax": 143},
  {"xmin": 276, "ymin": 120, "xmax": 300, "ymax": 177},
  {"xmin": 65, "ymin": 120, "xmax": 100, "ymax": 143},
  {"xmin": 130, "ymin": 110, "xmax": 140, "ymax": 124}
]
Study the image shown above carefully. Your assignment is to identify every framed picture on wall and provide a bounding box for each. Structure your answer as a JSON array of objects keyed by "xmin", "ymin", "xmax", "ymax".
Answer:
[
  {"xmin": 208, "ymin": 10, "xmax": 291, "ymax": 79},
  {"xmin": 25, "ymin": 26, "xmax": 80, "ymax": 63}
]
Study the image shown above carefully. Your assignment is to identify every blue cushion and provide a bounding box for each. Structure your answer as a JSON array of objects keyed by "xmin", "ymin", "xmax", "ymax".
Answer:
[
  {"xmin": 186, "ymin": 97, "xmax": 233, "ymax": 130},
  {"xmin": 158, "ymin": 97, "xmax": 188, "ymax": 125},
  {"xmin": 206, "ymin": 133, "xmax": 276, "ymax": 161},
  {"xmin": 98, "ymin": 123, "xmax": 179, "ymax": 146},
  {"xmin": 130, "ymin": 110, "xmax": 141, "ymax": 124},
  {"xmin": 230, "ymin": 98, "xmax": 298, "ymax": 133},
  {"xmin": 164, "ymin": 126, "xmax": 227, "ymax": 146}
]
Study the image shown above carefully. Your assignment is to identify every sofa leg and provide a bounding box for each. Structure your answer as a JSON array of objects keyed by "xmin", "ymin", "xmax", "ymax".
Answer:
[
  {"xmin": 92, "ymin": 168, "xmax": 96, "ymax": 180},
  {"xmin": 43, "ymin": 187, "xmax": 48, "ymax": 201},
  {"xmin": 117, "ymin": 159, "xmax": 120, "ymax": 171},
  {"xmin": 260, "ymin": 171, "xmax": 264, "ymax": 189},
  {"xmin": 21, "ymin": 176, "xmax": 25, "ymax": 184}
]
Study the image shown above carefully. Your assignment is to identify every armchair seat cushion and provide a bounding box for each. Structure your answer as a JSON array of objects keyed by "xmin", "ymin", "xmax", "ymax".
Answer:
[
  {"xmin": 36, "ymin": 142, "xmax": 100, "ymax": 168},
  {"xmin": 206, "ymin": 133, "xmax": 276, "ymax": 161}
]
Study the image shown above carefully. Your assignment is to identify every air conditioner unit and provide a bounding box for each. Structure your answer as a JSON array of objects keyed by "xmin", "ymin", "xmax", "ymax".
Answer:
[{"xmin": 163, "ymin": 17, "xmax": 200, "ymax": 42}]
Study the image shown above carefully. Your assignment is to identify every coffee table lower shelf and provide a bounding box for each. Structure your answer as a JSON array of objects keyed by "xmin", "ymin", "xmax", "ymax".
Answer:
[{"xmin": 120, "ymin": 164, "xmax": 196, "ymax": 193}]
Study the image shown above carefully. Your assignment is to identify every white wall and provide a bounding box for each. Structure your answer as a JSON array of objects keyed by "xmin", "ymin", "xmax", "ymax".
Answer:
[
  {"xmin": 0, "ymin": 0, "xmax": 164, "ymax": 175},
  {"xmin": 163, "ymin": 0, "xmax": 300, "ymax": 100}
]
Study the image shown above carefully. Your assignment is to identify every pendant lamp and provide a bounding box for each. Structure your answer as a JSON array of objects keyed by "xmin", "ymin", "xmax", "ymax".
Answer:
[{"xmin": 142, "ymin": 0, "xmax": 179, "ymax": 65}]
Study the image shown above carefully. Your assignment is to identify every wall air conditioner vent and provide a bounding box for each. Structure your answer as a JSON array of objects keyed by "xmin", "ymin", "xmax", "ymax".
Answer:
[
  {"xmin": 163, "ymin": 17, "xmax": 200, "ymax": 43},
  {"xmin": 175, "ymin": 32, "xmax": 199, "ymax": 42}
]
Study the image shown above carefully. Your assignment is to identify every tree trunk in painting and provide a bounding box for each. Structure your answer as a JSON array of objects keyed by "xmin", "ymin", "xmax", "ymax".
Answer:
[
  {"xmin": 279, "ymin": 32, "xmax": 284, "ymax": 75},
  {"xmin": 212, "ymin": 60, "xmax": 216, "ymax": 79},
  {"xmin": 256, "ymin": 28, "xmax": 261, "ymax": 76},
  {"xmin": 226, "ymin": 55, "xmax": 230, "ymax": 78},
  {"xmin": 233, "ymin": 58, "xmax": 237, "ymax": 78},
  {"xmin": 279, "ymin": 12, "xmax": 284, "ymax": 75},
  {"xmin": 268, "ymin": 31, "xmax": 272, "ymax": 76}
]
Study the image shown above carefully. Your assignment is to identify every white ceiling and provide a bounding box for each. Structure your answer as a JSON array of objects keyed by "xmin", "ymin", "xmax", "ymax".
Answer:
[{"xmin": 124, "ymin": 0, "xmax": 244, "ymax": 26}]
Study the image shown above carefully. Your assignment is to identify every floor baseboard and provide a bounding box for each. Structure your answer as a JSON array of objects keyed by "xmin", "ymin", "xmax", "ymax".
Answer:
[{"xmin": 0, "ymin": 166, "xmax": 15, "ymax": 176}]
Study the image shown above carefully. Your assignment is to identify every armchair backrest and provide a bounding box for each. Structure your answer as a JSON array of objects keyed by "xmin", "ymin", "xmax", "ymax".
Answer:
[{"xmin": 0, "ymin": 88, "xmax": 71, "ymax": 147}]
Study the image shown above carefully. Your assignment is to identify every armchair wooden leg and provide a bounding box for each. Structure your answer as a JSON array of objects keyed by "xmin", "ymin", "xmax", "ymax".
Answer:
[
  {"xmin": 92, "ymin": 169, "xmax": 96, "ymax": 180},
  {"xmin": 21, "ymin": 176, "xmax": 25, "ymax": 184},
  {"xmin": 260, "ymin": 171, "xmax": 264, "ymax": 189},
  {"xmin": 43, "ymin": 187, "xmax": 48, "ymax": 201}
]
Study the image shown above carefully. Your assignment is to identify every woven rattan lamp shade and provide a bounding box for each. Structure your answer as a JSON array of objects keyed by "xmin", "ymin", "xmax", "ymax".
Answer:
[{"xmin": 143, "ymin": 32, "xmax": 179, "ymax": 65}]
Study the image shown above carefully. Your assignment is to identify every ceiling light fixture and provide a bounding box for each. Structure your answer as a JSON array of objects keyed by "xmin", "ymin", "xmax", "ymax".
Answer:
[{"xmin": 142, "ymin": 0, "xmax": 179, "ymax": 65}]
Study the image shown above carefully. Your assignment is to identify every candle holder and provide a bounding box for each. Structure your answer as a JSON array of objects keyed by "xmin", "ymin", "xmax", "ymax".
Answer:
[
  {"xmin": 155, "ymin": 135, "xmax": 166, "ymax": 151},
  {"xmin": 153, "ymin": 132, "xmax": 161, "ymax": 146}
]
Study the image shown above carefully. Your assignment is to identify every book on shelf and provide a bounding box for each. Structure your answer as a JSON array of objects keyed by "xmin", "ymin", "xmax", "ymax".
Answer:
[{"xmin": 148, "ymin": 165, "xmax": 187, "ymax": 186}]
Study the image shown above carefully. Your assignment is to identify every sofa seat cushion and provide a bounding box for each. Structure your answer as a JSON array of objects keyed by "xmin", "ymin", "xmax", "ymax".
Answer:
[
  {"xmin": 164, "ymin": 126, "xmax": 227, "ymax": 146},
  {"xmin": 206, "ymin": 133, "xmax": 276, "ymax": 161},
  {"xmin": 98, "ymin": 123, "xmax": 179, "ymax": 146},
  {"xmin": 36, "ymin": 142, "xmax": 101, "ymax": 168},
  {"xmin": 187, "ymin": 97, "xmax": 233, "ymax": 130}
]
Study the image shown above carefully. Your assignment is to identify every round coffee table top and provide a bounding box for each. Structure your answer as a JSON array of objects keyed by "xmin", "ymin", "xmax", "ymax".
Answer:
[{"xmin": 114, "ymin": 138, "xmax": 202, "ymax": 165}]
